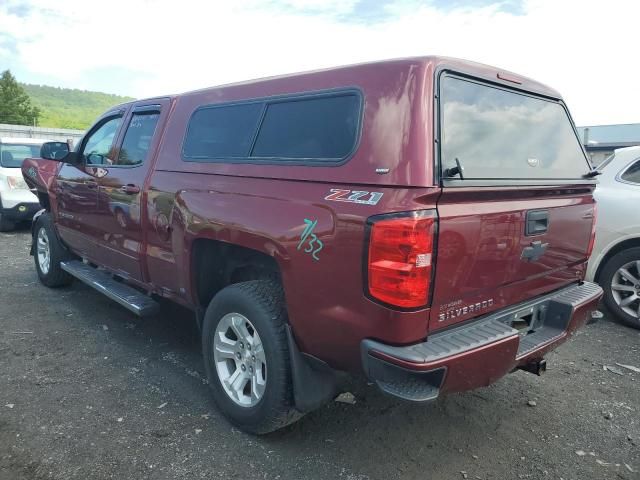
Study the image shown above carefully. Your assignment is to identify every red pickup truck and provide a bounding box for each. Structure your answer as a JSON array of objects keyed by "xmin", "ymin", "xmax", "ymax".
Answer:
[{"xmin": 23, "ymin": 56, "xmax": 603, "ymax": 434}]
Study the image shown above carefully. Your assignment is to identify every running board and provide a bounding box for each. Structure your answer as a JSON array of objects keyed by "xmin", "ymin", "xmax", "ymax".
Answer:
[{"xmin": 60, "ymin": 261, "xmax": 159, "ymax": 317}]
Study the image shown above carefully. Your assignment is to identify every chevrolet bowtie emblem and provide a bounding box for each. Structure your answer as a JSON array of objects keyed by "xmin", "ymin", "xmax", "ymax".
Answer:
[{"xmin": 521, "ymin": 240, "xmax": 548, "ymax": 262}]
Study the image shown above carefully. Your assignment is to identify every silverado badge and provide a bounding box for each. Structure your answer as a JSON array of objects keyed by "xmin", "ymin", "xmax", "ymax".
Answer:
[{"xmin": 438, "ymin": 298, "xmax": 495, "ymax": 322}]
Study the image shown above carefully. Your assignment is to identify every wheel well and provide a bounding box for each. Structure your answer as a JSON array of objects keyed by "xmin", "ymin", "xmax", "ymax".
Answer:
[
  {"xmin": 191, "ymin": 239, "xmax": 282, "ymax": 309},
  {"xmin": 595, "ymin": 237, "xmax": 640, "ymax": 282},
  {"xmin": 37, "ymin": 192, "xmax": 50, "ymax": 211}
]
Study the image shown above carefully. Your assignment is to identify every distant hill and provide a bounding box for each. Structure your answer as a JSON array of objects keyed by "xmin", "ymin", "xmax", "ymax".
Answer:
[{"xmin": 22, "ymin": 83, "xmax": 135, "ymax": 130}]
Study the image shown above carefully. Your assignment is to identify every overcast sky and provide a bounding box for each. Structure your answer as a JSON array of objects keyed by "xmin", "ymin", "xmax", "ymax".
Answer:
[{"xmin": 0, "ymin": 0, "xmax": 637, "ymax": 126}]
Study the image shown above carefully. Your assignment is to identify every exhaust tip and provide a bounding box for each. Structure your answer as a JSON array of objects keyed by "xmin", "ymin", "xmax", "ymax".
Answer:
[{"xmin": 519, "ymin": 359, "xmax": 547, "ymax": 376}]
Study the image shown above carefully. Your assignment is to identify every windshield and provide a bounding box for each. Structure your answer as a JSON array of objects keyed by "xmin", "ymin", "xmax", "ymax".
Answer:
[
  {"xmin": 441, "ymin": 76, "xmax": 591, "ymax": 180},
  {"xmin": 0, "ymin": 143, "xmax": 42, "ymax": 168}
]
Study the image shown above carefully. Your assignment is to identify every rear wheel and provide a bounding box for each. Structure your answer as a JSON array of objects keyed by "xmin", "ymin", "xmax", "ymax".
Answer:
[
  {"xmin": 202, "ymin": 280, "xmax": 300, "ymax": 434},
  {"xmin": 600, "ymin": 247, "xmax": 640, "ymax": 329},
  {"xmin": 213, "ymin": 312, "xmax": 267, "ymax": 407},
  {"xmin": 33, "ymin": 213, "xmax": 74, "ymax": 288}
]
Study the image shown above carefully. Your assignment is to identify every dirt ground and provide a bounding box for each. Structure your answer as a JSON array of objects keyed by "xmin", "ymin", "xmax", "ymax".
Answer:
[{"xmin": 1, "ymin": 227, "xmax": 638, "ymax": 480}]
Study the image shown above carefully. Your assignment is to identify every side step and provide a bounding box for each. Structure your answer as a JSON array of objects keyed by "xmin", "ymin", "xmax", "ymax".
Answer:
[
  {"xmin": 376, "ymin": 377, "xmax": 441, "ymax": 403},
  {"xmin": 61, "ymin": 260, "xmax": 160, "ymax": 317}
]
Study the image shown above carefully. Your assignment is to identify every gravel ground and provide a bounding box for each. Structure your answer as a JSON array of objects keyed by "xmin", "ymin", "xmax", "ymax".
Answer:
[{"xmin": 1, "ymin": 228, "xmax": 639, "ymax": 480}]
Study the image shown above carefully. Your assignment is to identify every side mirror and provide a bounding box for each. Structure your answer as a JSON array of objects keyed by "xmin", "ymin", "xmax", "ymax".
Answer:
[
  {"xmin": 40, "ymin": 141, "xmax": 81, "ymax": 164},
  {"xmin": 40, "ymin": 142, "xmax": 70, "ymax": 161}
]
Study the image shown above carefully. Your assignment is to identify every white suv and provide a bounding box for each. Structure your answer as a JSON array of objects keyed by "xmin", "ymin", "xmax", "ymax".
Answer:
[
  {"xmin": 586, "ymin": 146, "xmax": 640, "ymax": 329},
  {"xmin": 0, "ymin": 137, "xmax": 44, "ymax": 231}
]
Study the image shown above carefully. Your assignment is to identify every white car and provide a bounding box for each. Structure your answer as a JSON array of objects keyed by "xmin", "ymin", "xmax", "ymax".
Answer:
[
  {"xmin": 586, "ymin": 146, "xmax": 640, "ymax": 329},
  {"xmin": 0, "ymin": 137, "xmax": 44, "ymax": 231}
]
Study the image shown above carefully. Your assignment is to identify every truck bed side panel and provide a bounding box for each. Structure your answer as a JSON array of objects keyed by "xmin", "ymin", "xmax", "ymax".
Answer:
[{"xmin": 146, "ymin": 170, "xmax": 439, "ymax": 370}]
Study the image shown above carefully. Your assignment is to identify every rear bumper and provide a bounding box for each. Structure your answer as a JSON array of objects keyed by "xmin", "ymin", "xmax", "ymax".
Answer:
[{"xmin": 361, "ymin": 282, "xmax": 603, "ymax": 402}]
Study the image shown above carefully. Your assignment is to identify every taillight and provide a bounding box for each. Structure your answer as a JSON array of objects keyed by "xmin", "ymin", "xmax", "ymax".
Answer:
[
  {"xmin": 366, "ymin": 210, "xmax": 437, "ymax": 309},
  {"xmin": 586, "ymin": 203, "xmax": 597, "ymax": 258}
]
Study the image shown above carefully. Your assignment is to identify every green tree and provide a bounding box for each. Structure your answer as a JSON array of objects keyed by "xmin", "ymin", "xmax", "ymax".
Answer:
[
  {"xmin": 22, "ymin": 83, "xmax": 134, "ymax": 130},
  {"xmin": 0, "ymin": 70, "xmax": 41, "ymax": 126}
]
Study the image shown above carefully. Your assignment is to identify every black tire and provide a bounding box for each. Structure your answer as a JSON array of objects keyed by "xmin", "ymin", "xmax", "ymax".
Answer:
[
  {"xmin": 599, "ymin": 247, "xmax": 640, "ymax": 329},
  {"xmin": 202, "ymin": 280, "xmax": 300, "ymax": 434},
  {"xmin": 33, "ymin": 213, "xmax": 74, "ymax": 288},
  {"xmin": 0, "ymin": 213, "xmax": 15, "ymax": 232}
]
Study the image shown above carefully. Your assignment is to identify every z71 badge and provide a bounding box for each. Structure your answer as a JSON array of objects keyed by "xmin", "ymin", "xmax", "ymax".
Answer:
[{"xmin": 324, "ymin": 189, "xmax": 383, "ymax": 205}]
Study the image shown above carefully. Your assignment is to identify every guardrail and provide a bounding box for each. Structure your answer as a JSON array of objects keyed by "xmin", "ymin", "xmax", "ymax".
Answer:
[{"xmin": 0, "ymin": 123, "xmax": 85, "ymax": 144}]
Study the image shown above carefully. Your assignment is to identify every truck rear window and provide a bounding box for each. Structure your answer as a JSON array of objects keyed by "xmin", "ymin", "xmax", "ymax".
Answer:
[
  {"xmin": 440, "ymin": 76, "xmax": 590, "ymax": 180},
  {"xmin": 183, "ymin": 90, "xmax": 361, "ymax": 163}
]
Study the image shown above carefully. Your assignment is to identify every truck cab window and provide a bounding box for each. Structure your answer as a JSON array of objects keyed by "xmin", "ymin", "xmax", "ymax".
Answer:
[
  {"xmin": 82, "ymin": 116, "xmax": 122, "ymax": 165},
  {"xmin": 117, "ymin": 111, "xmax": 161, "ymax": 166}
]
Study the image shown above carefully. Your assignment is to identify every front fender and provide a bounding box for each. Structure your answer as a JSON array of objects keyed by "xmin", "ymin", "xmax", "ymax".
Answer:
[{"xmin": 21, "ymin": 157, "xmax": 61, "ymax": 195}]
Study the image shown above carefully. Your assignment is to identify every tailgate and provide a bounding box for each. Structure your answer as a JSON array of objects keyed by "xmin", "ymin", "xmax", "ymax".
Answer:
[
  {"xmin": 431, "ymin": 187, "xmax": 595, "ymax": 329},
  {"xmin": 431, "ymin": 73, "xmax": 596, "ymax": 330}
]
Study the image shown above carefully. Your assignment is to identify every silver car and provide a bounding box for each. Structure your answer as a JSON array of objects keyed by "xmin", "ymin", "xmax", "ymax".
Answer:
[
  {"xmin": 0, "ymin": 137, "xmax": 45, "ymax": 231},
  {"xmin": 586, "ymin": 146, "xmax": 640, "ymax": 329}
]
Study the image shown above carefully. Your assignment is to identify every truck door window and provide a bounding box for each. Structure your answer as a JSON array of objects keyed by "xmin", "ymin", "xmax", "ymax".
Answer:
[
  {"xmin": 440, "ymin": 75, "xmax": 590, "ymax": 180},
  {"xmin": 82, "ymin": 116, "xmax": 123, "ymax": 165},
  {"xmin": 117, "ymin": 110, "xmax": 161, "ymax": 166}
]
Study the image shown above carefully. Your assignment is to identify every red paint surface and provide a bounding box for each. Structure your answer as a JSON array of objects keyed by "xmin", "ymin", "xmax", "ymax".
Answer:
[
  {"xmin": 23, "ymin": 57, "xmax": 596, "ymax": 378},
  {"xmin": 430, "ymin": 186, "xmax": 595, "ymax": 331}
]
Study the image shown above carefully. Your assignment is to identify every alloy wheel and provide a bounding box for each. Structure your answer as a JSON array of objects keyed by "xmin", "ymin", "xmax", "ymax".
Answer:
[
  {"xmin": 36, "ymin": 227, "xmax": 51, "ymax": 275},
  {"xmin": 610, "ymin": 260, "xmax": 640, "ymax": 319},
  {"xmin": 213, "ymin": 313, "xmax": 267, "ymax": 407}
]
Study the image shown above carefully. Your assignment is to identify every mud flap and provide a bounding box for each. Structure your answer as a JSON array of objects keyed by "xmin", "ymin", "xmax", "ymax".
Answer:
[{"xmin": 285, "ymin": 325, "xmax": 343, "ymax": 413}]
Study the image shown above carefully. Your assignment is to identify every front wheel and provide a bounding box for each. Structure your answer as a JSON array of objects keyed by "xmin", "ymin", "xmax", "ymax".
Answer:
[
  {"xmin": 600, "ymin": 247, "xmax": 640, "ymax": 329},
  {"xmin": 202, "ymin": 280, "xmax": 300, "ymax": 434},
  {"xmin": 33, "ymin": 213, "xmax": 74, "ymax": 288}
]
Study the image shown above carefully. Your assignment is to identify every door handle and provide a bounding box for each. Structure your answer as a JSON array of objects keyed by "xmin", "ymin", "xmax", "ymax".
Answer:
[
  {"xmin": 119, "ymin": 184, "xmax": 141, "ymax": 194},
  {"xmin": 86, "ymin": 180, "xmax": 98, "ymax": 189},
  {"xmin": 525, "ymin": 209, "xmax": 549, "ymax": 236}
]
